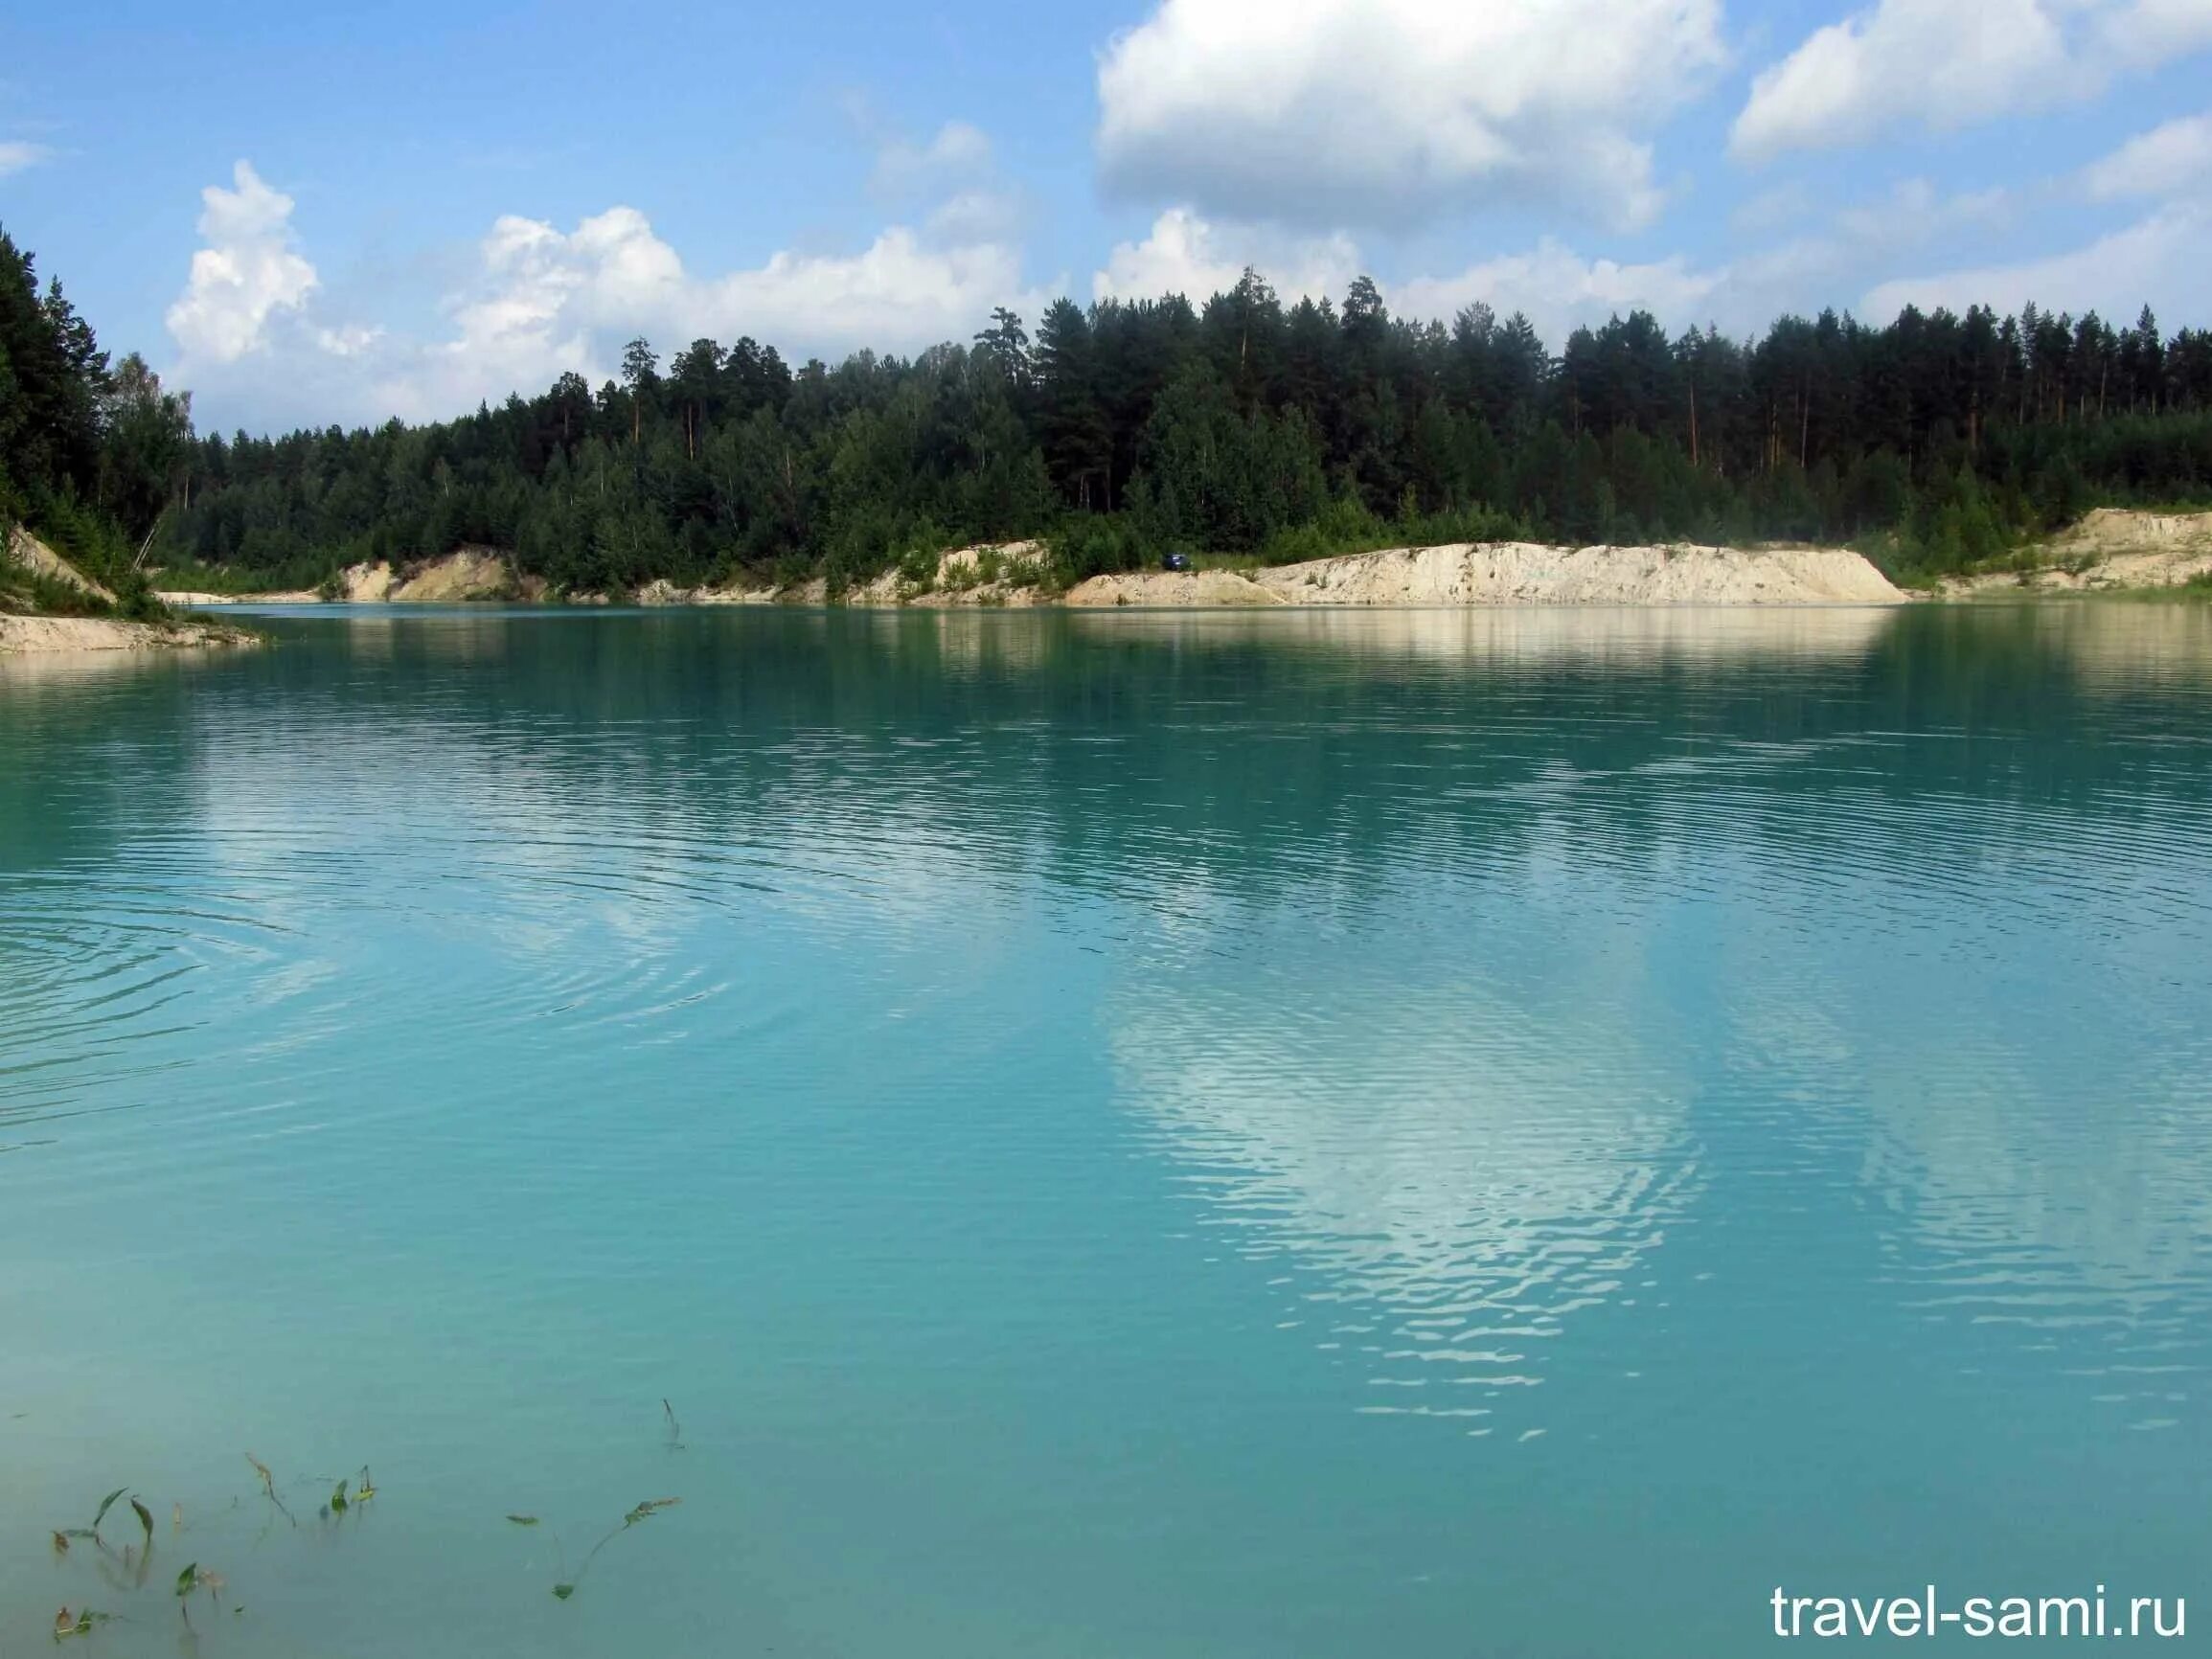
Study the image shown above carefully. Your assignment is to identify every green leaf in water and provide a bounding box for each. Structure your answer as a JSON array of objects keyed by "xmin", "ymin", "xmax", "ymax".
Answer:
[
  {"xmin": 551, "ymin": 1583, "xmax": 575, "ymax": 1601},
  {"xmin": 91, "ymin": 1489, "xmax": 126, "ymax": 1534},
  {"xmin": 505, "ymin": 1514, "xmax": 539, "ymax": 1527},
  {"xmin": 130, "ymin": 1498, "xmax": 153, "ymax": 1542},
  {"xmin": 175, "ymin": 1563, "xmax": 198, "ymax": 1599},
  {"xmin": 330, "ymin": 1480, "xmax": 348, "ymax": 1513}
]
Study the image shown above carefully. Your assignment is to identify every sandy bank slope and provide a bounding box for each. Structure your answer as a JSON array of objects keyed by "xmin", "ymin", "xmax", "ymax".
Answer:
[
  {"xmin": 704, "ymin": 541, "xmax": 1057, "ymax": 607},
  {"xmin": 156, "ymin": 547, "xmax": 529, "ymax": 605},
  {"xmin": 1068, "ymin": 542, "xmax": 1904, "ymax": 607},
  {"xmin": 7, "ymin": 527, "xmax": 120, "ymax": 603},
  {"xmin": 1944, "ymin": 510, "xmax": 2212, "ymax": 596},
  {"xmin": 0, "ymin": 614, "xmax": 258, "ymax": 654}
]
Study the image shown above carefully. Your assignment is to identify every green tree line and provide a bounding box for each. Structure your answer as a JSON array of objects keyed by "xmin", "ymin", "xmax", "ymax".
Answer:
[
  {"xmin": 1, "ymin": 226, "xmax": 193, "ymax": 615},
  {"xmin": 8, "ymin": 224, "xmax": 2211, "ymax": 599}
]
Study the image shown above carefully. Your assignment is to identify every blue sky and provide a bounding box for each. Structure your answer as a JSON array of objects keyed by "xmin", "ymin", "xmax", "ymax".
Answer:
[{"xmin": 4, "ymin": 0, "xmax": 2209, "ymax": 433}]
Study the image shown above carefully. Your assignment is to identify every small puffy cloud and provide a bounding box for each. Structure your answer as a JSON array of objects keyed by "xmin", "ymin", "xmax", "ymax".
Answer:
[
  {"xmin": 1391, "ymin": 239, "xmax": 1726, "ymax": 341},
  {"xmin": 2081, "ymin": 111, "xmax": 2212, "ymax": 200},
  {"xmin": 1096, "ymin": 0, "xmax": 1726, "ymax": 231},
  {"xmin": 376, "ymin": 203, "xmax": 1040, "ymax": 420},
  {"xmin": 1092, "ymin": 208, "xmax": 1359, "ymax": 304},
  {"xmin": 702, "ymin": 228, "xmax": 1035, "ymax": 352},
  {"xmin": 0, "ymin": 140, "xmax": 54, "ymax": 178},
  {"xmin": 165, "ymin": 161, "xmax": 319, "ymax": 362},
  {"xmin": 1735, "ymin": 0, "xmax": 2212, "ymax": 158},
  {"xmin": 1863, "ymin": 204, "xmax": 2212, "ymax": 322},
  {"xmin": 314, "ymin": 323, "xmax": 384, "ymax": 357}
]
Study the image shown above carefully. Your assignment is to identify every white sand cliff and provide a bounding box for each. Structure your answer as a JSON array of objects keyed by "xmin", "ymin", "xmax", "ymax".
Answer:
[
  {"xmin": 683, "ymin": 539, "xmax": 1904, "ymax": 608},
  {"xmin": 1068, "ymin": 541, "xmax": 1904, "ymax": 606}
]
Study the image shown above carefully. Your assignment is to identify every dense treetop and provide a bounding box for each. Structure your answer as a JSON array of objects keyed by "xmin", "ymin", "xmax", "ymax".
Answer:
[{"xmin": 5, "ymin": 225, "xmax": 2210, "ymax": 599}]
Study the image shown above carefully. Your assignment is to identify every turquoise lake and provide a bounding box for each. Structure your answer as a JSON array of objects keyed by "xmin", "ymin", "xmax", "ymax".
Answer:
[{"xmin": 4, "ymin": 602, "xmax": 2211, "ymax": 1655}]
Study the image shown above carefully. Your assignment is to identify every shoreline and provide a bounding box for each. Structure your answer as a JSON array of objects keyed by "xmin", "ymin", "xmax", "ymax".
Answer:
[
  {"xmin": 150, "ymin": 511, "xmax": 2212, "ymax": 615},
  {"xmin": 0, "ymin": 612, "xmax": 262, "ymax": 655},
  {"xmin": 162, "ymin": 538, "xmax": 1911, "ymax": 612},
  {"xmin": 2, "ymin": 526, "xmax": 262, "ymax": 656}
]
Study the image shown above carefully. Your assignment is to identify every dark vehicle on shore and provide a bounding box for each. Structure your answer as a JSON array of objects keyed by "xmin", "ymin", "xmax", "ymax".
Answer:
[{"xmin": 1161, "ymin": 552, "xmax": 1192, "ymax": 572}]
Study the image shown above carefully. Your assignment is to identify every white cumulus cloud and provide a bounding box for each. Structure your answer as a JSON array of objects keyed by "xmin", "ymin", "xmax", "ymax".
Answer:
[
  {"xmin": 1096, "ymin": 0, "xmax": 1727, "ymax": 231},
  {"xmin": 1092, "ymin": 208, "xmax": 1360, "ymax": 304},
  {"xmin": 1735, "ymin": 0, "xmax": 2212, "ymax": 158},
  {"xmin": 1391, "ymin": 240, "xmax": 1727, "ymax": 342},
  {"xmin": 165, "ymin": 152, "xmax": 1046, "ymax": 429},
  {"xmin": 164, "ymin": 161, "xmax": 320, "ymax": 363},
  {"xmin": 375, "ymin": 204, "xmax": 1042, "ymax": 420}
]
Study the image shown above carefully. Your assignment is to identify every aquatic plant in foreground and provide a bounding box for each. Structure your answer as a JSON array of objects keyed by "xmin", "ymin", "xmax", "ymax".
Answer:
[
  {"xmin": 508, "ymin": 1497, "xmax": 683, "ymax": 1601},
  {"xmin": 40, "ymin": 1456, "xmax": 373, "ymax": 1645}
]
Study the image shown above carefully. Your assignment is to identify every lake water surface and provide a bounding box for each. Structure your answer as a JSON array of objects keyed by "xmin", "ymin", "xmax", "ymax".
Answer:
[{"xmin": 4, "ymin": 603, "xmax": 2211, "ymax": 1656}]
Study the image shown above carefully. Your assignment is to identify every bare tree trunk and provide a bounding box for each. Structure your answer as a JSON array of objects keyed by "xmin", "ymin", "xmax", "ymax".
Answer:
[{"xmin": 132, "ymin": 506, "xmax": 168, "ymax": 572}]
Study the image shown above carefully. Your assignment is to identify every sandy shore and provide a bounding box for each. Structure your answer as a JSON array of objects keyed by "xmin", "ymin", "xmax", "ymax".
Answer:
[
  {"xmin": 3, "ymin": 527, "xmax": 260, "ymax": 654},
  {"xmin": 0, "ymin": 613, "xmax": 260, "ymax": 654}
]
